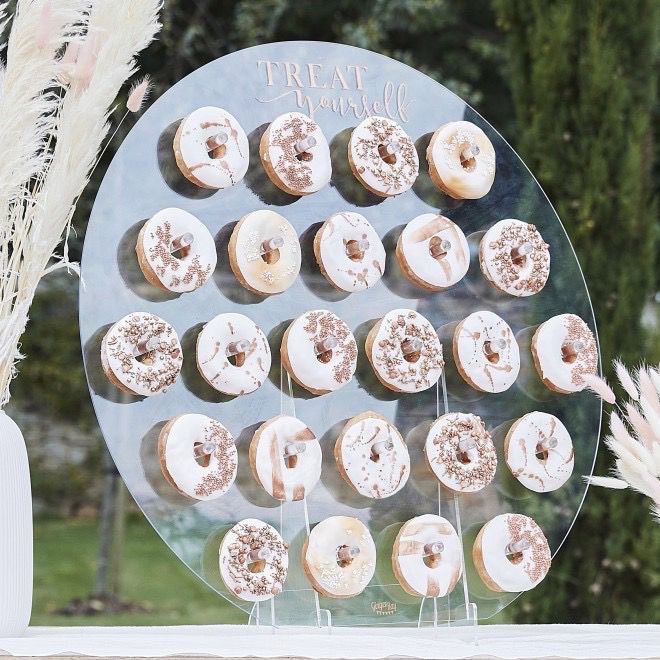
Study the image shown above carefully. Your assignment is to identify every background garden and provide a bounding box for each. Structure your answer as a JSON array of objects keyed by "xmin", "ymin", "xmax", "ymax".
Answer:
[{"xmin": 5, "ymin": 0, "xmax": 658, "ymax": 625}]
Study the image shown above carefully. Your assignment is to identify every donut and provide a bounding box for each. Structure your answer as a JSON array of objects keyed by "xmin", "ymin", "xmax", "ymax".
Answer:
[
  {"xmin": 424, "ymin": 413, "xmax": 497, "ymax": 493},
  {"xmin": 392, "ymin": 514, "xmax": 463, "ymax": 598},
  {"xmin": 395, "ymin": 213, "xmax": 470, "ymax": 291},
  {"xmin": 348, "ymin": 116, "xmax": 419, "ymax": 197},
  {"xmin": 196, "ymin": 313, "xmax": 271, "ymax": 396},
  {"xmin": 173, "ymin": 106, "xmax": 249, "ymax": 189},
  {"xmin": 302, "ymin": 516, "xmax": 376, "ymax": 598},
  {"xmin": 334, "ymin": 411, "xmax": 410, "ymax": 499},
  {"xmin": 228, "ymin": 210, "xmax": 301, "ymax": 295},
  {"xmin": 158, "ymin": 414, "xmax": 237, "ymax": 500},
  {"xmin": 259, "ymin": 112, "xmax": 331, "ymax": 195},
  {"xmin": 453, "ymin": 311, "xmax": 520, "ymax": 393},
  {"xmin": 472, "ymin": 513, "xmax": 551, "ymax": 592},
  {"xmin": 219, "ymin": 518, "xmax": 288, "ymax": 602},
  {"xmin": 479, "ymin": 219, "xmax": 550, "ymax": 297},
  {"xmin": 135, "ymin": 208, "xmax": 216, "ymax": 293},
  {"xmin": 313, "ymin": 212, "xmax": 386, "ymax": 293},
  {"xmin": 365, "ymin": 309, "xmax": 444, "ymax": 393},
  {"xmin": 280, "ymin": 310, "xmax": 358, "ymax": 395},
  {"xmin": 249, "ymin": 415, "xmax": 321, "ymax": 502},
  {"xmin": 531, "ymin": 313, "xmax": 598, "ymax": 394},
  {"xmin": 504, "ymin": 412, "xmax": 574, "ymax": 493},
  {"xmin": 101, "ymin": 312, "xmax": 182, "ymax": 396},
  {"xmin": 426, "ymin": 121, "xmax": 496, "ymax": 200}
]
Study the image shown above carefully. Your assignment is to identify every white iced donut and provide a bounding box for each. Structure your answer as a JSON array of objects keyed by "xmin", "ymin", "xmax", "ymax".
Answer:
[
  {"xmin": 531, "ymin": 314, "xmax": 598, "ymax": 394},
  {"xmin": 281, "ymin": 310, "xmax": 358, "ymax": 395},
  {"xmin": 196, "ymin": 313, "xmax": 271, "ymax": 396},
  {"xmin": 228, "ymin": 210, "xmax": 301, "ymax": 295},
  {"xmin": 101, "ymin": 312, "xmax": 182, "ymax": 396},
  {"xmin": 473, "ymin": 513, "xmax": 551, "ymax": 593},
  {"xmin": 424, "ymin": 413, "xmax": 497, "ymax": 493},
  {"xmin": 366, "ymin": 309, "xmax": 444, "ymax": 393},
  {"xmin": 479, "ymin": 219, "xmax": 550, "ymax": 296},
  {"xmin": 249, "ymin": 415, "xmax": 321, "ymax": 502},
  {"xmin": 426, "ymin": 121, "xmax": 496, "ymax": 199},
  {"xmin": 505, "ymin": 412, "xmax": 574, "ymax": 493},
  {"xmin": 158, "ymin": 414, "xmax": 237, "ymax": 500},
  {"xmin": 396, "ymin": 213, "xmax": 470, "ymax": 291},
  {"xmin": 219, "ymin": 518, "xmax": 288, "ymax": 602},
  {"xmin": 453, "ymin": 311, "xmax": 520, "ymax": 393},
  {"xmin": 259, "ymin": 112, "xmax": 331, "ymax": 195},
  {"xmin": 313, "ymin": 212, "xmax": 385, "ymax": 293},
  {"xmin": 302, "ymin": 516, "xmax": 376, "ymax": 598},
  {"xmin": 173, "ymin": 106, "xmax": 249, "ymax": 189},
  {"xmin": 348, "ymin": 116, "xmax": 419, "ymax": 197},
  {"xmin": 334, "ymin": 411, "xmax": 410, "ymax": 499},
  {"xmin": 392, "ymin": 514, "xmax": 463, "ymax": 598}
]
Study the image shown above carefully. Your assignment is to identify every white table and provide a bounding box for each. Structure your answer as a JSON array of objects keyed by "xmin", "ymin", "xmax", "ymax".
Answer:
[{"xmin": 0, "ymin": 625, "xmax": 659, "ymax": 659}]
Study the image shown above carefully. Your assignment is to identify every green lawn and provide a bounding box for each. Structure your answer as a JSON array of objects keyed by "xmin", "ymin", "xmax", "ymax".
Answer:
[{"xmin": 32, "ymin": 517, "xmax": 247, "ymax": 626}]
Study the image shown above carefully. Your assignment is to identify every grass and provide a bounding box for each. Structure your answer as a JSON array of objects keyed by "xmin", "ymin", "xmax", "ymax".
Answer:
[{"xmin": 32, "ymin": 516, "xmax": 247, "ymax": 626}]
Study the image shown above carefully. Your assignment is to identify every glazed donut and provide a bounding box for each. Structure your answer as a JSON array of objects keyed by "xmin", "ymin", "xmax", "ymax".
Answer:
[
  {"xmin": 531, "ymin": 314, "xmax": 598, "ymax": 394},
  {"xmin": 281, "ymin": 310, "xmax": 358, "ymax": 395},
  {"xmin": 196, "ymin": 313, "xmax": 271, "ymax": 396},
  {"xmin": 219, "ymin": 518, "xmax": 288, "ymax": 602},
  {"xmin": 101, "ymin": 312, "xmax": 182, "ymax": 396},
  {"xmin": 424, "ymin": 413, "xmax": 497, "ymax": 493},
  {"xmin": 453, "ymin": 311, "xmax": 520, "ymax": 393},
  {"xmin": 396, "ymin": 213, "xmax": 470, "ymax": 291},
  {"xmin": 426, "ymin": 121, "xmax": 496, "ymax": 199},
  {"xmin": 348, "ymin": 116, "xmax": 419, "ymax": 197},
  {"xmin": 259, "ymin": 112, "xmax": 331, "ymax": 195},
  {"xmin": 365, "ymin": 309, "xmax": 444, "ymax": 393},
  {"xmin": 158, "ymin": 414, "xmax": 237, "ymax": 500},
  {"xmin": 228, "ymin": 210, "xmax": 301, "ymax": 295},
  {"xmin": 313, "ymin": 212, "xmax": 385, "ymax": 293},
  {"xmin": 302, "ymin": 516, "xmax": 376, "ymax": 598},
  {"xmin": 334, "ymin": 411, "xmax": 410, "ymax": 499},
  {"xmin": 249, "ymin": 415, "xmax": 321, "ymax": 502},
  {"xmin": 392, "ymin": 514, "xmax": 463, "ymax": 598},
  {"xmin": 473, "ymin": 513, "xmax": 551, "ymax": 593},
  {"xmin": 173, "ymin": 106, "xmax": 249, "ymax": 189},
  {"xmin": 135, "ymin": 208, "xmax": 216, "ymax": 293},
  {"xmin": 479, "ymin": 219, "xmax": 550, "ymax": 297},
  {"xmin": 504, "ymin": 412, "xmax": 574, "ymax": 493}
]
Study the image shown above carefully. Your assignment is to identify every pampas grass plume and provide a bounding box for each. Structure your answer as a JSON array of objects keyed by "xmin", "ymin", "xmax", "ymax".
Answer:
[
  {"xmin": 614, "ymin": 358, "xmax": 639, "ymax": 401},
  {"xmin": 582, "ymin": 373, "xmax": 616, "ymax": 404},
  {"xmin": 126, "ymin": 75, "xmax": 151, "ymax": 112}
]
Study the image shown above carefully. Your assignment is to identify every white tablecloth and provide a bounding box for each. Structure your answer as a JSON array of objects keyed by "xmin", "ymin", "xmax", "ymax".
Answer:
[{"xmin": 0, "ymin": 624, "xmax": 659, "ymax": 658}]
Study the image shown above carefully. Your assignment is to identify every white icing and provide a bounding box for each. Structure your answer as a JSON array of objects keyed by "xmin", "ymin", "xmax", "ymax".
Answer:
[
  {"xmin": 315, "ymin": 212, "xmax": 385, "ymax": 292},
  {"xmin": 196, "ymin": 313, "xmax": 271, "ymax": 396},
  {"xmin": 260, "ymin": 112, "xmax": 331, "ymax": 194},
  {"xmin": 397, "ymin": 213, "xmax": 469, "ymax": 290},
  {"xmin": 283, "ymin": 310, "xmax": 357, "ymax": 394},
  {"xmin": 505, "ymin": 412, "xmax": 574, "ymax": 493},
  {"xmin": 532, "ymin": 314, "xmax": 598, "ymax": 393},
  {"xmin": 453, "ymin": 311, "xmax": 520, "ymax": 393},
  {"xmin": 138, "ymin": 208, "xmax": 216, "ymax": 293},
  {"xmin": 427, "ymin": 121, "xmax": 495, "ymax": 199},
  {"xmin": 303, "ymin": 516, "xmax": 376, "ymax": 598},
  {"xmin": 175, "ymin": 106, "xmax": 249, "ymax": 189},
  {"xmin": 335, "ymin": 412, "xmax": 409, "ymax": 499},
  {"xmin": 251, "ymin": 415, "xmax": 321, "ymax": 501},
  {"xmin": 424, "ymin": 413, "xmax": 497, "ymax": 493},
  {"xmin": 101, "ymin": 312, "xmax": 182, "ymax": 396},
  {"xmin": 479, "ymin": 219, "xmax": 550, "ymax": 297},
  {"xmin": 393, "ymin": 514, "xmax": 463, "ymax": 598},
  {"xmin": 160, "ymin": 414, "xmax": 237, "ymax": 500},
  {"xmin": 476, "ymin": 513, "xmax": 551, "ymax": 593},
  {"xmin": 349, "ymin": 116, "xmax": 419, "ymax": 196},
  {"xmin": 219, "ymin": 518, "xmax": 288, "ymax": 602},
  {"xmin": 368, "ymin": 309, "xmax": 444, "ymax": 393},
  {"xmin": 229, "ymin": 210, "xmax": 301, "ymax": 295}
]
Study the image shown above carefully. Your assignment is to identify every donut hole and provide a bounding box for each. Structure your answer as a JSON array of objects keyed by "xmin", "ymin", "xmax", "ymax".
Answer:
[
  {"xmin": 506, "ymin": 550, "xmax": 524, "ymax": 565},
  {"xmin": 296, "ymin": 150, "xmax": 313, "ymax": 162},
  {"xmin": 456, "ymin": 448, "xmax": 473, "ymax": 465},
  {"xmin": 261, "ymin": 249, "xmax": 280, "ymax": 265},
  {"xmin": 248, "ymin": 559, "xmax": 266, "ymax": 574},
  {"xmin": 345, "ymin": 239, "xmax": 365, "ymax": 262},
  {"xmin": 459, "ymin": 148, "xmax": 477, "ymax": 172},
  {"xmin": 378, "ymin": 144, "xmax": 397, "ymax": 165},
  {"xmin": 336, "ymin": 544, "xmax": 355, "ymax": 568},
  {"xmin": 428, "ymin": 236, "xmax": 448, "ymax": 260},
  {"xmin": 227, "ymin": 352, "xmax": 246, "ymax": 368},
  {"xmin": 401, "ymin": 340, "xmax": 421, "ymax": 364},
  {"xmin": 423, "ymin": 553, "xmax": 441, "ymax": 569},
  {"xmin": 316, "ymin": 349, "xmax": 333, "ymax": 364},
  {"xmin": 210, "ymin": 144, "xmax": 227, "ymax": 160},
  {"xmin": 193, "ymin": 442, "xmax": 212, "ymax": 468},
  {"xmin": 284, "ymin": 454, "xmax": 298, "ymax": 469},
  {"xmin": 561, "ymin": 349, "xmax": 578, "ymax": 364},
  {"xmin": 135, "ymin": 352, "xmax": 155, "ymax": 366},
  {"xmin": 483, "ymin": 342, "xmax": 501, "ymax": 364},
  {"xmin": 535, "ymin": 443, "xmax": 550, "ymax": 462}
]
